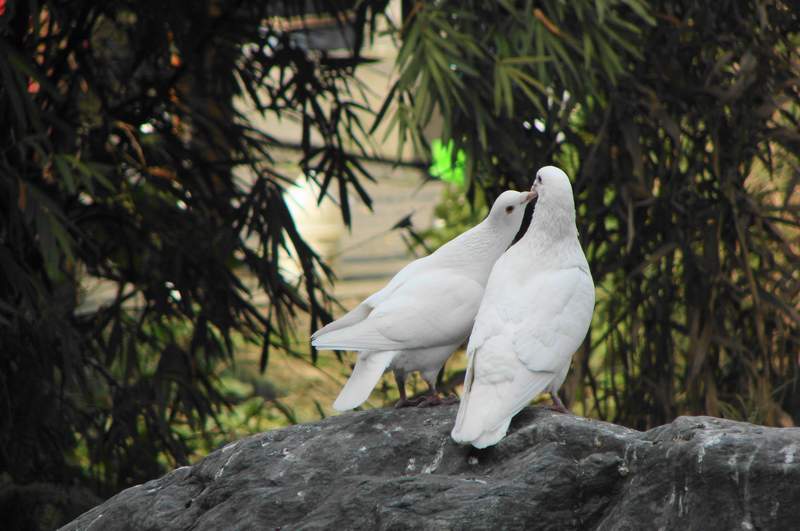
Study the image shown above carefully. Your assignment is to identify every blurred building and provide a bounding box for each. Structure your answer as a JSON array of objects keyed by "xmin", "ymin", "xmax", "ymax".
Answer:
[{"xmin": 238, "ymin": 1, "xmax": 443, "ymax": 309}]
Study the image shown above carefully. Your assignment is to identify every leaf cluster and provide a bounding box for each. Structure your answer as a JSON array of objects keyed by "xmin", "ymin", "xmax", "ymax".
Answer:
[
  {"xmin": 0, "ymin": 0, "xmax": 387, "ymax": 496},
  {"xmin": 387, "ymin": 0, "xmax": 800, "ymax": 428}
]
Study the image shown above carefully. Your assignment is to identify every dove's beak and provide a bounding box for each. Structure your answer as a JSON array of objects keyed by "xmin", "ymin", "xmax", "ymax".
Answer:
[{"xmin": 520, "ymin": 191, "xmax": 537, "ymax": 204}]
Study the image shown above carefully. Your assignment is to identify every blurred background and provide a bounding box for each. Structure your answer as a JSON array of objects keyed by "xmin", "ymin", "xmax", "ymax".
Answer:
[{"xmin": 1, "ymin": 0, "xmax": 798, "ymax": 527}]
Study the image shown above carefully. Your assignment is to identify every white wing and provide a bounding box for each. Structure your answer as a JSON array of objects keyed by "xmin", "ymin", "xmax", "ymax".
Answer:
[
  {"xmin": 312, "ymin": 268, "xmax": 484, "ymax": 351},
  {"xmin": 311, "ymin": 256, "xmax": 434, "ymax": 341},
  {"xmin": 452, "ymin": 266, "xmax": 594, "ymax": 447}
]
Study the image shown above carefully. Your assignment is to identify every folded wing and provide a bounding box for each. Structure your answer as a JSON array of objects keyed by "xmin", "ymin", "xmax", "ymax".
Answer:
[
  {"xmin": 452, "ymin": 267, "xmax": 594, "ymax": 447},
  {"xmin": 312, "ymin": 269, "xmax": 484, "ymax": 352}
]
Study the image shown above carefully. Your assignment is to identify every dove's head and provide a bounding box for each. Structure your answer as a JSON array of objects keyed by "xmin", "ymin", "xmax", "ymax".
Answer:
[
  {"xmin": 527, "ymin": 166, "xmax": 578, "ymax": 239},
  {"xmin": 488, "ymin": 189, "xmax": 536, "ymax": 229},
  {"xmin": 530, "ymin": 166, "xmax": 574, "ymax": 210}
]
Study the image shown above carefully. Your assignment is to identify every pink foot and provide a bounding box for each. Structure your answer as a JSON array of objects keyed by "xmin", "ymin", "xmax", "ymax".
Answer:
[
  {"xmin": 549, "ymin": 393, "xmax": 570, "ymax": 414},
  {"xmin": 395, "ymin": 396, "xmax": 426, "ymax": 408},
  {"xmin": 417, "ymin": 394, "xmax": 459, "ymax": 408}
]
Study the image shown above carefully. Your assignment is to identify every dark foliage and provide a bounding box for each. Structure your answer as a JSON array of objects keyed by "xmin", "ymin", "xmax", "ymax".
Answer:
[
  {"xmin": 0, "ymin": 0, "xmax": 387, "ymax": 497},
  {"xmin": 387, "ymin": 0, "xmax": 800, "ymax": 428},
  {"xmin": 578, "ymin": 1, "xmax": 800, "ymax": 429}
]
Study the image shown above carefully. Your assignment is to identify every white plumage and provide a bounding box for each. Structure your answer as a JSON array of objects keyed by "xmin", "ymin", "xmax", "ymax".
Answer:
[
  {"xmin": 313, "ymin": 190, "xmax": 535, "ymax": 411},
  {"xmin": 451, "ymin": 166, "xmax": 595, "ymax": 448}
]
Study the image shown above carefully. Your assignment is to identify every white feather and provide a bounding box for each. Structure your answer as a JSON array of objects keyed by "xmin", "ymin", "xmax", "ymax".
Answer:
[
  {"xmin": 312, "ymin": 271, "xmax": 484, "ymax": 352},
  {"xmin": 311, "ymin": 304, "xmax": 372, "ymax": 341},
  {"xmin": 333, "ymin": 350, "xmax": 398, "ymax": 411}
]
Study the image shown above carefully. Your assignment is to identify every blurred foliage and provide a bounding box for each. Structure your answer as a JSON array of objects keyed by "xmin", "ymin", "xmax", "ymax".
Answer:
[
  {"xmin": 0, "ymin": 0, "xmax": 390, "ymax": 500},
  {"xmin": 385, "ymin": 0, "xmax": 800, "ymax": 429},
  {"xmin": 412, "ymin": 183, "xmax": 487, "ymax": 252}
]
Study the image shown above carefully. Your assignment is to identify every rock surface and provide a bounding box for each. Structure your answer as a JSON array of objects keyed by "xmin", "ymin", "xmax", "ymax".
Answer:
[{"xmin": 62, "ymin": 405, "xmax": 800, "ymax": 530}]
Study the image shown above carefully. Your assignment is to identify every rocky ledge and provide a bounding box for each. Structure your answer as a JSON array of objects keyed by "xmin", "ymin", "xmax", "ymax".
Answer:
[{"xmin": 63, "ymin": 405, "xmax": 800, "ymax": 530}]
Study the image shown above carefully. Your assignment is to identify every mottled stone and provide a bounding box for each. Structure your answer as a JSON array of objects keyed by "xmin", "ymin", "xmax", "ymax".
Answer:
[{"xmin": 62, "ymin": 406, "xmax": 800, "ymax": 530}]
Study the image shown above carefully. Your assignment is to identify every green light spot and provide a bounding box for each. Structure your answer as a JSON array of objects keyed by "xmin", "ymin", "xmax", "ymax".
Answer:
[{"xmin": 429, "ymin": 139, "xmax": 466, "ymax": 186}]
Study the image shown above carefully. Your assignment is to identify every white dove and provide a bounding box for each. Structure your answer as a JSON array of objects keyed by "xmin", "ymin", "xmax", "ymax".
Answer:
[
  {"xmin": 313, "ymin": 190, "xmax": 535, "ymax": 411},
  {"xmin": 451, "ymin": 166, "xmax": 595, "ymax": 448}
]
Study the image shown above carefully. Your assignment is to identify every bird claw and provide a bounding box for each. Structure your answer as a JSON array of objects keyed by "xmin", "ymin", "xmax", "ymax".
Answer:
[
  {"xmin": 416, "ymin": 394, "xmax": 459, "ymax": 408},
  {"xmin": 548, "ymin": 393, "xmax": 570, "ymax": 414},
  {"xmin": 441, "ymin": 394, "xmax": 460, "ymax": 405},
  {"xmin": 395, "ymin": 396, "xmax": 427, "ymax": 408}
]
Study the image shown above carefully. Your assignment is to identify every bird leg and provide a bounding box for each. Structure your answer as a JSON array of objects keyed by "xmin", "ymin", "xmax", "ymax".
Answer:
[
  {"xmin": 394, "ymin": 372, "xmax": 426, "ymax": 408},
  {"xmin": 417, "ymin": 380, "xmax": 459, "ymax": 408},
  {"xmin": 549, "ymin": 392, "xmax": 570, "ymax": 414}
]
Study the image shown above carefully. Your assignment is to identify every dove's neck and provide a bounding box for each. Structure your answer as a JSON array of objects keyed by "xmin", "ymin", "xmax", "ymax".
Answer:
[
  {"xmin": 521, "ymin": 198, "xmax": 587, "ymax": 269},
  {"xmin": 430, "ymin": 220, "xmax": 512, "ymax": 280}
]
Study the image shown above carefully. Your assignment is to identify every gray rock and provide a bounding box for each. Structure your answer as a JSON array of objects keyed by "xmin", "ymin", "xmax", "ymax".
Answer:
[{"xmin": 61, "ymin": 406, "xmax": 800, "ymax": 530}]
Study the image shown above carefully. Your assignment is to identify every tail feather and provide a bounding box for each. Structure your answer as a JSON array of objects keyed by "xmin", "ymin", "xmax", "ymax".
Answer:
[
  {"xmin": 452, "ymin": 366, "xmax": 554, "ymax": 448},
  {"xmin": 333, "ymin": 350, "xmax": 398, "ymax": 411},
  {"xmin": 451, "ymin": 352, "xmax": 476, "ymax": 439},
  {"xmin": 470, "ymin": 418, "xmax": 512, "ymax": 449}
]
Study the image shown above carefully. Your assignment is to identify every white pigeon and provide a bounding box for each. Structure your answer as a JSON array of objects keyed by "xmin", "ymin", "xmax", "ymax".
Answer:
[
  {"xmin": 451, "ymin": 166, "xmax": 595, "ymax": 448},
  {"xmin": 312, "ymin": 189, "xmax": 536, "ymax": 411}
]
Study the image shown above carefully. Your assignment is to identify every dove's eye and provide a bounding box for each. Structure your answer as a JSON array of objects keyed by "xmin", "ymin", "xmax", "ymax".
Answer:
[
  {"xmin": 505, "ymin": 206, "xmax": 514, "ymax": 214},
  {"xmin": 537, "ymin": 175, "xmax": 542, "ymax": 183}
]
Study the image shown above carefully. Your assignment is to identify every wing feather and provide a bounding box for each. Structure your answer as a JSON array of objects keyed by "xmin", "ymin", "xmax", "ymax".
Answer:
[
  {"xmin": 312, "ymin": 256, "xmax": 435, "ymax": 341},
  {"xmin": 313, "ymin": 270, "xmax": 484, "ymax": 352},
  {"xmin": 311, "ymin": 303, "xmax": 372, "ymax": 340}
]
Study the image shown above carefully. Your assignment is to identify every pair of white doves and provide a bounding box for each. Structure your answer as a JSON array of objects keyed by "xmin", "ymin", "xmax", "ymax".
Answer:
[{"xmin": 312, "ymin": 166, "xmax": 595, "ymax": 448}]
